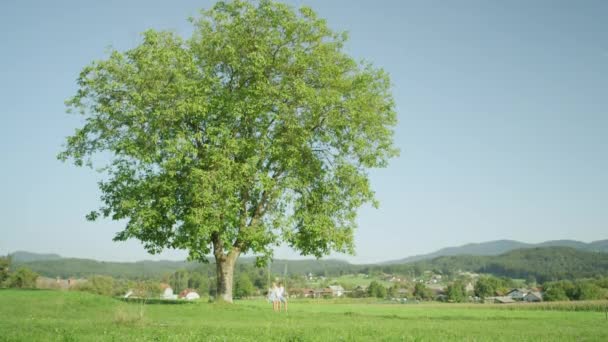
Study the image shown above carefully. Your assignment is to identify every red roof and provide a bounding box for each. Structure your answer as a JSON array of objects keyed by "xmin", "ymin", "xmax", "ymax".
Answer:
[{"xmin": 178, "ymin": 288, "xmax": 197, "ymax": 298}]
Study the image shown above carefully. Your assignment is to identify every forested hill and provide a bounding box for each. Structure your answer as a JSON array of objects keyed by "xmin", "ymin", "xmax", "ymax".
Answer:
[
  {"xmin": 384, "ymin": 247, "xmax": 608, "ymax": 282},
  {"xmin": 383, "ymin": 239, "xmax": 608, "ymax": 264},
  {"xmin": 9, "ymin": 251, "xmax": 62, "ymax": 263},
  {"xmin": 11, "ymin": 253, "xmax": 351, "ymax": 279},
  {"xmin": 12, "ymin": 258, "xmax": 197, "ymax": 279},
  {"xmin": 10, "ymin": 246, "xmax": 608, "ymax": 282}
]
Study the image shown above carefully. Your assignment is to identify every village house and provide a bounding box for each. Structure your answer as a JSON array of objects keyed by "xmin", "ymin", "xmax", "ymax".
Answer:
[
  {"xmin": 506, "ymin": 289, "xmax": 530, "ymax": 300},
  {"xmin": 384, "ymin": 275, "xmax": 402, "ymax": 282},
  {"xmin": 315, "ymin": 288, "xmax": 334, "ymax": 298},
  {"xmin": 505, "ymin": 288, "xmax": 543, "ymax": 302},
  {"xmin": 160, "ymin": 284, "xmax": 178, "ymax": 300},
  {"xmin": 178, "ymin": 288, "xmax": 200, "ymax": 300},
  {"xmin": 289, "ymin": 288, "xmax": 339, "ymax": 298},
  {"xmin": 506, "ymin": 288, "xmax": 528, "ymax": 301},
  {"xmin": 490, "ymin": 296, "xmax": 516, "ymax": 304},
  {"xmin": 328, "ymin": 285, "xmax": 345, "ymax": 297},
  {"xmin": 524, "ymin": 291, "xmax": 543, "ymax": 302},
  {"xmin": 288, "ymin": 288, "xmax": 314, "ymax": 298}
]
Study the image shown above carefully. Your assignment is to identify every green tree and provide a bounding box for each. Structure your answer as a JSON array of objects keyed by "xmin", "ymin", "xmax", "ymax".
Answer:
[
  {"xmin": 7, "ymin": 267, "xmax": 38, "ymax": 288},
  {"xmin": 446, "ymin": 280, "xmax": 466, "ymax": 303},
  {"xmin": 59, "ymin": 0, "xmax": 397, "ymax": 302},
  {"xmin": 413, "ymin": 283, "xmax": 432, "ymax": 300},
  {"xmin": 387, "ymin": 284, "xmax": 400, "ymax": 298},
  {"xmin": 574, "ymin": 281, "xmax": 603, "ymax": 300},
  {"xmin": 0, "ymin": 256, "xmax": 10, "ymax": 286},
  {"xmin": 235, "ymin": 273, "xmax": 255, "ymax": 298},
  {"xmin": 525, "ymin": 274, "xmax": 537, "ymax": 287},
  {"xmin": 543, "ymin": 282, "xmax": 570, "ymax": 301},
  {"xmin": 170, "ymin": 269, "xmax": 190, "ymax": 293},
  {"xmin": 474, "ymin": 276, "xmax": 497, "ymax": 299},
  {"xmin": 367, "ymin": 281, "xmax": 387, "ymax": 298},
  {"xmin": 188, "ymin": 272, "xmax": 209, "ymax": 295}
]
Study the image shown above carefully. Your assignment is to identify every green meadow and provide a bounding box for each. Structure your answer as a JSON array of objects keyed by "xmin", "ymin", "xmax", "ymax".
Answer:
[{"xmin": 1, "ymin": 290, "xmax": 607, "ymax": 341}]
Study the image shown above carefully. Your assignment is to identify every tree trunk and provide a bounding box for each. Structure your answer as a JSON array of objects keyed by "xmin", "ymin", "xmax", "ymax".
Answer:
[{"xmin": 214, "ymin": 250, "xmax": 239, "ymax": 303}]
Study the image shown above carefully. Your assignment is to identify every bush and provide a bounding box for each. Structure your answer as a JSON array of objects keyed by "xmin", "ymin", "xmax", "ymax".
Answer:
[
  {"xmin": 0, "ymin": 256, "xmax": 10, "ymax": 285},
  {"xmin": 235, "ymin": 274, "xmax": 255, "ymax": 298},
  {"xmin": 543, "ymin": 284, "xmax": 569, "ymax": 301},
  {"xmin": 75, "ymin": 275, "xmax": 115, "ymax": 296},
  {"xmin": 413, "ymin": 283, "xmax": 433, "ymax": 300},
  {"xmin": 368, "ymin": 281, "xmax": 387, "ymax": 298},
  {"xmin": 6, "ymin": 267, "xmax": 38, "ymax": 288},
  {"xmin": 543, "ymin": 279, "xmax": 606, "ymax": 301},
  {"xmin": 446, "ymin": 281, "xmax": 466, "ymax": 303},
  {"xmin": 574, "ymin": 282, "xmax": 603, "ymax": 300}
]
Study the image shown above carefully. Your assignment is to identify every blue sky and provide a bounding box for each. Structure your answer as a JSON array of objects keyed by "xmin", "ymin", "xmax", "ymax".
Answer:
[{"xmin": 1, "ymin": 0, "xmax": 606, "ymax": 263}]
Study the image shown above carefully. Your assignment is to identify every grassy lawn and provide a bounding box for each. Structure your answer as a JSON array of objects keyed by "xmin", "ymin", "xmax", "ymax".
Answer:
[{"xmin": 1, "ymin": 289, "xmax": 607, "ymax": 341}]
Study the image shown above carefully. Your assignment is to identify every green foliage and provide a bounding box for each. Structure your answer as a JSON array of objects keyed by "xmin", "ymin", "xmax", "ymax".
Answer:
[
  {"xmin": 386, "ymin": 284, "xmax": 406, "ymax": 298},
  {"xmin": 59, "ymin": 0, "xmax": 397, "ymax": 300},
  {"xmin": 234, "ymin": 274, "xmax": 255, "ymax": 298},
  {"xmin": 413, "ymin": 283, "xmax": 433, "ymax": 300},
  {"xmin": 187, "ymin": 272, "xmax": 209, "ymax": 295},
  {"xmin": 573, "ymin": 281, "xmax": 603, "ymax": 300},
  {"xmin": 132, "ymin": 280, "xmax": 162, "ymax": 299},
  {"xmin": 14, "ymin": 255, "xmax": 357, "ymax": 281},
  {"xmin": 525, "ymin": 275, "xmax": 537, "ymax": 287},
  {"xmin": 13, "ymin": 257, "xmax": 200, "ymax": 279},
  {"xmin": 0, "ymin": 255, "xmax": 10, "ymax": 285},
  {"xmin": 446, "ymin": 280, "xmax": 466, "ymax": 303},
  {"xmin": 6, "ymin": 267, "xmax": 38, "ymax": 288},
  {"xmin": 74, "ymin": 275, "xmax": 115, "ymax": 296},
  {"xmin": 542, "ymin": 279, "xmax": 608, "ymax": 301},
  {"xmin": 367, "ymin": 281, "xmax": 386, "ymax": 298},
  {"xmin": 474, "ymin": 276, "xmax": 496, "ymax": 299},
  {"xmin": 542, "ymin": 282, "xmax": 571, "ymax": 301},
  {"xmin": 474, "ymin": 276, "xmax": 512, "ymax": 299},
  {"xmin": 169, "ymin": 269, "xmax": 190, "ymax": 293},
  {"xmin": 396, "ymin": 247, "xmax": 608, "ymax": 283}
]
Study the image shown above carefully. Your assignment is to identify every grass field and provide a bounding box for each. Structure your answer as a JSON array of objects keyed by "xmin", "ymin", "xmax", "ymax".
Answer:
[{"xmin": 1, "ymin": 290, "xmax": 607, "ymax": 341}]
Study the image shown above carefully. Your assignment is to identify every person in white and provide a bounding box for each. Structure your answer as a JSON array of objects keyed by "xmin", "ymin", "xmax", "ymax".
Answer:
[
  {"xmin": 268, "ymin": 282, "xmax": 279, "ymax": 311},
  {"xmin": 276, "ymin": 282, "xmax": 288, "ymax": 312}
]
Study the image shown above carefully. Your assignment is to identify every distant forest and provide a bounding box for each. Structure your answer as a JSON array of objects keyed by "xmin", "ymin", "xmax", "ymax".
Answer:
[{"xmin": 10, "ymin": 246, "xmax": 608, "ymax": 283}]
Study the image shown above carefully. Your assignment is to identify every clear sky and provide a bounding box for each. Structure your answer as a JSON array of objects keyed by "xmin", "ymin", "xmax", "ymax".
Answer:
[{"xmin": 1, "ymin": 0, "xmax": 606, "ymax": 264}]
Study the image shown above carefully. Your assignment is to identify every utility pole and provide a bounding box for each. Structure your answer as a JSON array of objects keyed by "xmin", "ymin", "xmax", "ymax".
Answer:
[{"xmin": 283, "ymin": 262, "xmax": 288, "ymax": 290}]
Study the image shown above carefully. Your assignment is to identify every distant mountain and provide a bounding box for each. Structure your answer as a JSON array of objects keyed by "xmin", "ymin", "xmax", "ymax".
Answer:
[
  {"xmin": 9, "ymin": 251, "xmax": 62, "ymax": 263},
  {"xmin": 11, "ymin": 252, "xmax": 353, "ymax": 279},
  {"xmin": 13, "ymin": 258, "xmax": 198, "ymax": 279},
  {"xmin": 395, "ymin": 246, "xmax": 608, "ymax": 282},
  {"xmin": 9, "ymin": 238, "xmax": 608, "ymax": 281},
  {"xmin": 384, "ymin": 239, "xmax": 608, "ymax": 264}
]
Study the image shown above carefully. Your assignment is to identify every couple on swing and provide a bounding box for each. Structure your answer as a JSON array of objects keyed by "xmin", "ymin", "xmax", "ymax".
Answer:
[{"xmin": 268, "ymin": 282, "xmax": 288, "ymax": 312}]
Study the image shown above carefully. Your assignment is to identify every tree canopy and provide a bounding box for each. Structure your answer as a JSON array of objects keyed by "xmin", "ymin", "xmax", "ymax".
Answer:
[{"xmin": 59, "ymin": 0, "xmax": 397, "ymax": 301}]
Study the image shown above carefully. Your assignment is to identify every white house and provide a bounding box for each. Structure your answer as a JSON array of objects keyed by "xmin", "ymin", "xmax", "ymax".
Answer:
[
  {"xmin": 329, "ymin": 285, "xmax": 345, "ymax": 297},
  {"xmin": 161, "ymin": 286, "xmax": 178, "ymax": 300},
  {"xmin": 179, "ymin": 288, "xmax": 201, "ymax": 300},
  {"xmin": 184, "ymin": 292, "xmax": 200, "ymax": 300}
]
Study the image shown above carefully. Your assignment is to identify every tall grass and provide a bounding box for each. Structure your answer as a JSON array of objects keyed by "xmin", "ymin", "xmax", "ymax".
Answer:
[{"xmin": 489, "ymin": 300, "xmax": 608, "ymax": 312}]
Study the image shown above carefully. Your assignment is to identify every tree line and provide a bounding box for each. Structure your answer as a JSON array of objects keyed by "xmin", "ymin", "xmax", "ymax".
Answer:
[{"xmin": 0, "ymin": 256, "xmax": 39, "ymax": 289}]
